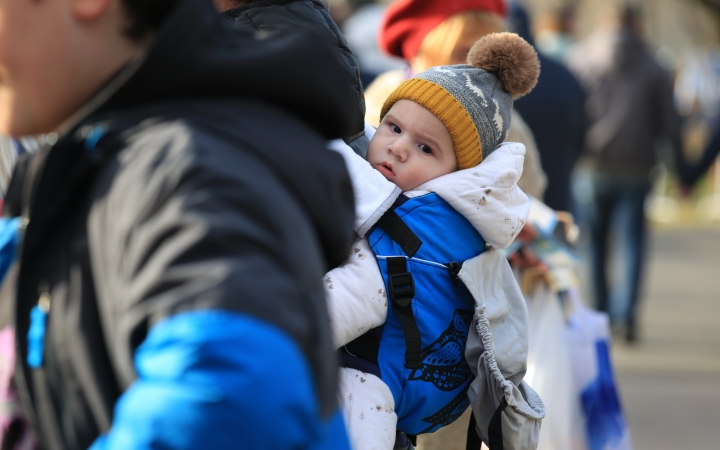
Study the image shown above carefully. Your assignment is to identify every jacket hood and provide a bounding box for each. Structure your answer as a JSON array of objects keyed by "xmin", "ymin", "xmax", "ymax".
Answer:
[
  {"xmin": 94, "ymin": 0, "xmax": 357, "ymax": 141},
  {"xmin": 224, "ymin": 0, "xmax": 366, "ymax": 142},
  {"xmin": 415, "ymin": 142, "xmax": 530, "ymax": 249},
  {"xmin": 45, "ymin": 0, "xmax": 357, "ymax": 271}
]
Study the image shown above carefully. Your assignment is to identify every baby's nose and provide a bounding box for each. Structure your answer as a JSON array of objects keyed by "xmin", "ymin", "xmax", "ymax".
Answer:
[{"xmin": 388, "ymin": 141, "xmax": 409, "ymax": 161}]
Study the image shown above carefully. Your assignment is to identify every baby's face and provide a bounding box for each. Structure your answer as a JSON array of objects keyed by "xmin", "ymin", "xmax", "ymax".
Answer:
[{"xmin": 368, "ymin": 100, "xmax": 457, "ymax": 192}]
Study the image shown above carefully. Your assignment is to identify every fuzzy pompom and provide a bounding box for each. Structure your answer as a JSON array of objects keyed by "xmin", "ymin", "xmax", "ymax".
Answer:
[{"xmin": 467, "ymin": 32, "xmax": 540, "ymax": 99}]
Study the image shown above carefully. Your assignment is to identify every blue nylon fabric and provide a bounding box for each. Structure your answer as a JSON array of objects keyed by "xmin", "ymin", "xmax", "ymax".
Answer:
[
  {"xmin": 0, "ymin": 217, "xmax": 21, "ymax": 286},
  {"xmin": 0, "ymin": 217, "xmax": 49, "ymax": 369},
  {"xmin": 368, "ymin": 193, "xmax": 485, "ymax": 434},
  {"xmin": 90, "ymin": 310, "xmax": 350, "ymax": 450},
  {"xmin": 27, "ymin": 306, "xmax": 48, "ymax": 368}
]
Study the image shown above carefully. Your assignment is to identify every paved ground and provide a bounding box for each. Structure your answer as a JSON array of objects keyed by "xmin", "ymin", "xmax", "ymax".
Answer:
[
  {"xmin": 610, "ymin": 225, "xmax": 720, "ymax": 449},
  {"xmin": 416, "ymin": 225, "xmax": 720, "ymax": 450}
]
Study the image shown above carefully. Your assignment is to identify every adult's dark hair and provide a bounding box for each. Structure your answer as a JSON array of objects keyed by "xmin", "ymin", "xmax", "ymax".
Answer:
[{"xmin": 123, "ymin": 0, "xmax": 180, "ymax": 39}]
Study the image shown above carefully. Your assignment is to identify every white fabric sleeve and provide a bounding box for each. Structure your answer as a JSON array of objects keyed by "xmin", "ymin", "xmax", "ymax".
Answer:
[
  {"xmin": 339, "ymin": 368, "xmax": 397, "ymax": 450},
  {"xmin": 325, "ymin": 238, "xmax": 388, "ymax": 348},
  {"xmin": 327, "ymin": 132, "xmax": 400, "ymax": 238}
]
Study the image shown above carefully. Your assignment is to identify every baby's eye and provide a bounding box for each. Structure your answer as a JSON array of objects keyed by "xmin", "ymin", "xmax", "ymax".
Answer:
[
  {"xmin": 420, "ymin": 144, "xmax": 434, "ymax": 155},
  {"xmin": 391, "ymin": 125, "xmax": 401, "ymax": 134}
]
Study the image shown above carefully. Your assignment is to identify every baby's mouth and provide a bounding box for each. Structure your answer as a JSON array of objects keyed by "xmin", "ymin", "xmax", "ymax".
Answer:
[{"xmin": 377, "ymin": 162, "xmax": 395, "ymax": 177}]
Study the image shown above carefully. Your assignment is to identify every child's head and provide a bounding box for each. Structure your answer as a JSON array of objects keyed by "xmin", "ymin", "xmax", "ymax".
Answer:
[{"xmin": 367, "ymin": 32, "xmax": 539, "ymax": 191}]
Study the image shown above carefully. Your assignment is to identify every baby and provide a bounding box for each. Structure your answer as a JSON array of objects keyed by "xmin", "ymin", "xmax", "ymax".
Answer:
[{"xmin": 326, "ymin": 33, "xmax": 540, "ymax": 450}]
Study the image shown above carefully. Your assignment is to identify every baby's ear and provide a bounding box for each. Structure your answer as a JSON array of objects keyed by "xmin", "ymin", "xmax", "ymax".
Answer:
[{"xmin": 493, "ymin": 169, "xmax": 519, "ymax": 188}]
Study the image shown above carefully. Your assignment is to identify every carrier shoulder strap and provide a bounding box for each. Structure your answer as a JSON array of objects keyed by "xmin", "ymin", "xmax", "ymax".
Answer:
[
  {"xmin": 376, "ymin": 209, "xmax": 422, "ymax": 257},
  {"xmin": 386, "ymin": 256, "xmax": 422, "ymax": 369},
  {"xmin": 347, "ymin": 206, "xmax": 424, "ymax": 369}
]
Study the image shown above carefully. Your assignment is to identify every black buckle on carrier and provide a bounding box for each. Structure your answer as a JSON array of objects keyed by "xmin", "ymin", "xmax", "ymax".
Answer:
[{"xmin": 389, "ymin": 272, "xmax": 414, "ymax": 307}]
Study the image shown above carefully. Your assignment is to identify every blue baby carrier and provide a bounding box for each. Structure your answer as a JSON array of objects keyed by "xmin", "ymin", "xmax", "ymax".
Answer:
[{"xmin": 343, "ymin": 192, "xmax": 486, "ymax": 439}]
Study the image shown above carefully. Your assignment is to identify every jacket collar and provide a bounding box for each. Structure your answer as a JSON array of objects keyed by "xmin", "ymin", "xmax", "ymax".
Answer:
[{"xmin": 67, "ymin": 0, "xmax": 355, "ymax": 140}]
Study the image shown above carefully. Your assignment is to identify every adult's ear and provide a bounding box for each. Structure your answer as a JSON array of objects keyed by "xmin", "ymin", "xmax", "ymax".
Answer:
[{"xmin": 71, "ymin": 0, "xmax": 113, "ymax": 21}]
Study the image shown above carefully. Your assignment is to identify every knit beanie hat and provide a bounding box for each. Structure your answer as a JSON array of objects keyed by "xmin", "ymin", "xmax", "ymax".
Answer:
[
  {"xmin": 380, "ymin": 0, "xmax": 507, "ymax": 61},
  {"xmin": 380, "ymin": 32, "xmax": 540, "ymax": 170}
]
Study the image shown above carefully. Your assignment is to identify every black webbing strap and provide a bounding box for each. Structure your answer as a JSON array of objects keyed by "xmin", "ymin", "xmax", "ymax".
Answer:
[
  {"xmin": 466, "ymin": 398, "xmax": 508, "ymax": 450},
  {"xmin": 488, "ymin": 398, "xmax": 508, "ymax": 450},
  {"xmin": 377, "ymin": 210, "xmax": 422, "ymax": 257},
  {"xmin": 407, "ymin": 434, "xmax": 417, "ymax": 446},
  {"xmin": 387, "ymin": 257, "xmax": 422, "ymax": 369},
  {"xmin": 345, "ymin": 334, "xmax": 380, "ymax": 364},
  {"xmin": 466, "ymin": 413, "xmax": 482, "ymax": 450}
]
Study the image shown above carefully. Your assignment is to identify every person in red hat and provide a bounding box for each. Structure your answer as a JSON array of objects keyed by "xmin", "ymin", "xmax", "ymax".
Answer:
[
  {"xmin": 364, "ymin": 0, "xmax": 547, "ymax": 201},
  {"xmin": 380, "ymin": 0, "xmax": 506, "ymax": 65}
]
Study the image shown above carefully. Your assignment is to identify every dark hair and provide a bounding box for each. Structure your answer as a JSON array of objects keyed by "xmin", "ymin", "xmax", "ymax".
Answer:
[{"xmin": 122, "ymin": 0, "xmax": 180, "ymax": 40}]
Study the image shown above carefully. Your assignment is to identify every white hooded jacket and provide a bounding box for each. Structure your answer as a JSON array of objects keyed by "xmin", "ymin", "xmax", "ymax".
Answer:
[
  {"xmin": 326, "ymin": 125, "xmax": 530, "ymax": 348},
  {"xmin": 328, "ymin": 127, "xmax": 545, "ymax": 448}
]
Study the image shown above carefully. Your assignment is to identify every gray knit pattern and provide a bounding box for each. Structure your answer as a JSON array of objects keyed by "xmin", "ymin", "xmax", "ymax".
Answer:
[{"xmin": 416, "ymin": 65, "xmax": 512, "ymax": 160}]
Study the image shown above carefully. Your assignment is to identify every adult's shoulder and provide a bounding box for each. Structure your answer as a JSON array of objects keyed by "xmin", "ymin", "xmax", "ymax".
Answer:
[
  {"xmin": 93, "ymin": 100, "xmax": 355, "ymax": 271},
  {"xmin": 224, "ymin": 0, "xmax": 366, "ymax": 141}
]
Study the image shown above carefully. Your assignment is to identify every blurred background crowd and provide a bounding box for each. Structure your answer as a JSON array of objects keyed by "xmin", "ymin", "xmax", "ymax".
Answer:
[
  {"xmin": 1, "ymin": 0, "xmax": 719, "ymax": 449},
  {"xmin": 317, "ymin": 0, "xmax": 720, "ymax": 448}
]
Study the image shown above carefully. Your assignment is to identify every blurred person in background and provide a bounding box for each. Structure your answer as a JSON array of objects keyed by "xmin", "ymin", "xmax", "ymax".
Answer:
[
  {"xmin": 215, "ymin": 0, "xmax": 369, "ymax": 152},
  {"xmin": 534, "ymin": 4, "xmax": 579, "ymax": 64},
  {"xmin": 364, "ymin": 0, "xmax": 547, "ymax": 201},
  {"xmin": 568, "ymin": 6, "xmax": 684, "ymax": 342},
  {"xmin": 507, "ymin": 1, "xmax": 586, "ymax": 213},
  {"xmin": 0, "ymin": 0, "xmax": 359, "ymax": 448}
]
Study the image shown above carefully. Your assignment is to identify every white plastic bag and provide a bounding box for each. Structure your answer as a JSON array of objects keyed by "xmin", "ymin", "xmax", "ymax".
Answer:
[
  {"xmin": 565, "ymin": 289, "xmax": 633, "ymax": 450},
  {"xmin": 524, "ymin": 286, "xmax": 586, "ymax": 450}
]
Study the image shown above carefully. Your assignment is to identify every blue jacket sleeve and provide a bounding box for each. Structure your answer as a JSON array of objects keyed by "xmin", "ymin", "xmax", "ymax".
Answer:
[{"xmin": 89, "ymin": 310, "xmax": 350, "ymax": 450}]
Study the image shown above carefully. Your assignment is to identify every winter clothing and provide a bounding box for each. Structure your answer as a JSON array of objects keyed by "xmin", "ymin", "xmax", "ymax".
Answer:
[
  {"xmin": 364, "ymin": 75, "xmax": 548, "ymax": 199},
  {"xmin": 568, "ymin": 28, "xmax": 682, "ymax": 182},
  {"xmin": 0, "ymin": 139, "xmax": 17, "ymax": 199},
  {"xmin": 224, "ymin": 0, "xmax": 366, "ymax": 144},
  {"xmin": 327, "ymin": 132, "xmax": 530, "ymax": 349},
  {"xmin": 328, "ymin": 123, "xmax": 401, "ymax": 238},
  {"xmin": 380, "ymin": 33, "xmax": 540, "ymax": 169},
  {"xmin": 327, "ymin": 130, "xmax": 536, "ymax": 448},
  {"xmin": 0, "ymin": 0, "xmax": 359, "ymax": 449},
  {"xmin": 380, "ymin": 0, "xmax": 507, "ymax": 61},
  {"xmin": 508, "ymin": 1, "xmax": 586, "ymax": 211},
  {"xmin": 368, "ymin": 193, "xmax": 488, "ymax": 437}
]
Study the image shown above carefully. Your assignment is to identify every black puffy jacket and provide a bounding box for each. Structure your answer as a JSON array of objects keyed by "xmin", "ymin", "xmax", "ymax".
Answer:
[
  {"xmin": 1, "ymin": 0, "xmax": 356, "ymax": 448},
  {"xmin": 225, "ymin": 0, "xmax": 367, "ymax": 144}
]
